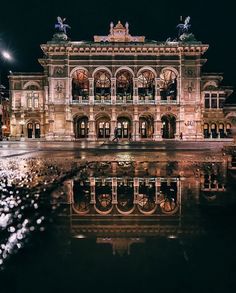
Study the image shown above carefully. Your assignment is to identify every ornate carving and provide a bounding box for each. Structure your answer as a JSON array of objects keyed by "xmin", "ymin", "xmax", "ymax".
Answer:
[
  {"xmin": 54, "ymin": 81, "xmax": 64, "ymax": 99},
  {"xmin": 54, "ymin": 67, "xmax": 64, "ymax": 77},
  {"xmin": 94, "ymin": 21, "xmax": 145, "ymax": 43}
]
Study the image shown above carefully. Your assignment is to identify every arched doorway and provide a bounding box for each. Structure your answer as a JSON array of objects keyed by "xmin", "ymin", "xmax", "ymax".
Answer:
[
  {"xmin": 27, "ymin": 122, "xmax": 41, "ymax": 139},
  {"xmin": 96, "ymin": 117, "xmax": 110, "ymax": 138},
  {"xmin": 35, "ymin": 123, "xmax": 40, "ymax": 138},
  {"xmin": 139, "ymin": 115, "xmax": 154, "ymax": 138},
  {"xmin": 74, "ymin": 116, "xmax": 89, "ymax": 139},
  {"xmin": 117, "ymin": 117, "xmax": 131, "ymax": 139},
  {"xmin": 27, "ymin": 123, "xmax": 33, "ymax": 138},
  {"xmin": 161, "ymin": 114, "xmax": 176, "ymax": 139}
]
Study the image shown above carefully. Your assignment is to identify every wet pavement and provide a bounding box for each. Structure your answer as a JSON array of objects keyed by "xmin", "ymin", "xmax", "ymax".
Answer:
[{"xmin": 0, "ymin": 142, "xmax": 236, "ymax": 292}]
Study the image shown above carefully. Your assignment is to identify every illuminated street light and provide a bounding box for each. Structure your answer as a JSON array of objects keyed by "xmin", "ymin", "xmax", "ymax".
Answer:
[
  {"xmin": 1, "ymin": 50, "xmax": 12, "ymax": 61},
  {"xmin": 0, "ymin": 49, "xmax": 13, "ymax": 140}
]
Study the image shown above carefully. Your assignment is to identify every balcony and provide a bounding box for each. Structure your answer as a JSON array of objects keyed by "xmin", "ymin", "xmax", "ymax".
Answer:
[
  {"xmin": 138, "ymin": 95, "xmax": 155, "ymax": 104},
  {"xmin": 72, "ymin": 96, "xmax": 89, "ymax": 104}
]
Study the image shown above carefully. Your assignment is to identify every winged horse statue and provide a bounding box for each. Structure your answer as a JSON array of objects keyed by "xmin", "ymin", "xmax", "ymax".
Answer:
[{"xmin": 55, "ymin": 16, "xmax": 71, "ymax": 34}]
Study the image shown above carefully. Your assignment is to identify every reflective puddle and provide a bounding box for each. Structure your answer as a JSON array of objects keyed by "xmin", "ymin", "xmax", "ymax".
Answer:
[{"xmin": 1, "ymin": 150, "xmax": 236, "ymax": 292}]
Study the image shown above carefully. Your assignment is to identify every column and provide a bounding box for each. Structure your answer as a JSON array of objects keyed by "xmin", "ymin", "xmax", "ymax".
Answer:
[
  {"xmin": 155, "ymin": 78, "xmax": 161, "ymax": 104},
  {"xmin": 88, "ymin": 105, "xmax": 96, "ymax": 141},
  {"xmin": 133, "ymin": 177, "xmax": 139, "ymax": 205},
  {"xmin": 112, "ymin": 177, "xmax": 117, "ymax": 204},
  {"xmin": 133, "ymin": 78, "xmax": 138, "ymax": 104},
  {"xmin": 90, "ymin": 177, "xmax": 96, "ymax": 204},
  {"xmin": 111, "ymin": 78, "xmax": 116, "ymax": 104},
  {"xmin": 133, "ymin": 106, "xmax": 139, "ymax": 141},
  {"xmin": 89, "ymin": 78, "xmax": 94, "ymax": 104},
  {"xmin": 153, "ymin": 108, "xmax": 162, "ymax": 140},
  {"xmin": 155, "ymin": 178, "xmax": 161, "ymax": 204},
  {"xmin": 110, "ymin": 107, "xmax": 116, "ymax": 140}
]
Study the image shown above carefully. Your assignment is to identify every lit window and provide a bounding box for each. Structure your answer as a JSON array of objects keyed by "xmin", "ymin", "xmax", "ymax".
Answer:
[
  {"xmin": 34, "ymin": 98, "xmax": 39, "ymax": 108},
  {"xmin": 28, "ymin": 98, "xmax": 32, "ymax": 108}
]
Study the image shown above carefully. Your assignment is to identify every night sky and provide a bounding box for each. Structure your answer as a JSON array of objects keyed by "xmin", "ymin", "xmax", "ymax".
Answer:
[{"xmin": 0, "ymin": 0, "xmax": 235, "ymax": 93}]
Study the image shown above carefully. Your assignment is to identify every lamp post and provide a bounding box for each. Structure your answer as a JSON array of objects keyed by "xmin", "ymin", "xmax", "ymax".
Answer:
[
  {"xmin": 0, "ymin": 50, "xmax": 12, "ymax": 140},
  {"xmin": 19, "ymin": 120, "xmax": 25, "ymax": 140}
]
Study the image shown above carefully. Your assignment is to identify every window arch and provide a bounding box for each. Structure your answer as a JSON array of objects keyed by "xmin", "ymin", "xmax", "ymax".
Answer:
[
  {"xmin": 116, "ymin": 70, "xmax": 133, "ymax": 99},
  {"xmin": 23, "ymin": 81, "xmax": 40, "ymax": 90},
  {"xmin": 94, "ymin": 71, "xmax": 111, "ymax": 100},
  {"xmin": 160, "ymin": 69, "xmax": 177, "ymax": 100},
  {"xmin": 226, "ymin": 123, "xmax": 232, "ymax": 137},
  {"xmin": 72, "ymin": 69, "xmax": 89, "ymax": 100},
  {"xmin": 203, "ymin": 123, "xmax": 210, "ymax": 138},
  {"xmin": 211, "ymin": 123, "xmax": 218, "ymax": 138},
  {"xmin": 137, "ymin": 70, "xmax": 155, "ymax": 100}
]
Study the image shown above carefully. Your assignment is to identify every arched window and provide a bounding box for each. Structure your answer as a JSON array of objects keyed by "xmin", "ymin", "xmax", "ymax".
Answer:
[
  {"xmin": 94, "ymin": 71, "xmax": 111, "ymax": 99},
  {"xmin": 25, "ymin": 84, "xmax": 40, "ymax": 90},
  {"xmin": 160, "ymin": 69, "xmax": 177, "ymax": 100},
  {"xmin": 137, "ymin": 70, "xmax": 155, "ymax": 99},
  {"xmin": 72, "ymin": 69, "xmax": 89, "ymax": 100},
  {"xmin": 116, "ymin": 70, "xmax": 133, "ymax": 99}
]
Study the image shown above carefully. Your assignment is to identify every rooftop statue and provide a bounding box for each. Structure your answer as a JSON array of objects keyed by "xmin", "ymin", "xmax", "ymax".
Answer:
[
  {"xmin": 55, "ymin": 16, "xmax": 71, "ymax": 34},
  {"xmin": 176, "ymin": 16, "xmax": 191, "ymax": 37},
  {"xmin": 176, "ymin": 16, "xmax": 197, "ymax": 42},
  {"xmin": 51, "ymin": 16, "xmax": 71, "ymax": 42}
]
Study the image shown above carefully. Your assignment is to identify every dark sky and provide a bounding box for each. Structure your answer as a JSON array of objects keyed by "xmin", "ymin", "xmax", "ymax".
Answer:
[{"xmin": 0, "ymin": 0, "xmax": 235, "ymax": 91}]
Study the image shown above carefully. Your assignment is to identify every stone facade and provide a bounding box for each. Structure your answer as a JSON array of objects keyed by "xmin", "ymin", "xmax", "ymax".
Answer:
[{"xmin": 9, "ymin": 21, "xmax": 234, "ymax": 141}]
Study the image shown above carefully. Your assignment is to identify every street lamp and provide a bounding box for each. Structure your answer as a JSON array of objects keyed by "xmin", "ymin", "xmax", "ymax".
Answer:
[
  {"xmin": 0, "ymin": 49, "xmax": 13, "ymax": 139},
  {"xmin": 1, "ymin": 51, "xmax": 12, "ymax": 61}
]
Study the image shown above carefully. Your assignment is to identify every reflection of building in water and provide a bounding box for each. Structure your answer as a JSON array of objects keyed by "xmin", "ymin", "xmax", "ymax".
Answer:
[
  {"xmin": 53, "ymin": 154, "xmax": 232, "ymax": 254},
  {"xmin": 9, "ymin": 20, "xmax": 235, "ymax": 142},
  {"xmin": 72, "ymin": 176, "xmax": 180, "ymax": 216}
]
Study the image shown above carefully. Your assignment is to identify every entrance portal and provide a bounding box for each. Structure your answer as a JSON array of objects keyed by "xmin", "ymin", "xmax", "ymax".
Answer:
[
  {"xmin": 74, "ymin": 116, "xmax": 89, "ymax": 139},
  {"xmin": 161, "ymin": 115, "xmax": 176, "ymax": 139},
  {"xmin": 117, "ymin": 117, "xmax": 131, "ymax": 139}
]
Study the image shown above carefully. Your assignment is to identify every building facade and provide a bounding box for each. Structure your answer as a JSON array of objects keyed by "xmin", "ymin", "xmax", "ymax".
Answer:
[{"xmin": 9, "ymin": 20, "xmax": 235, "ymax": 141}]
